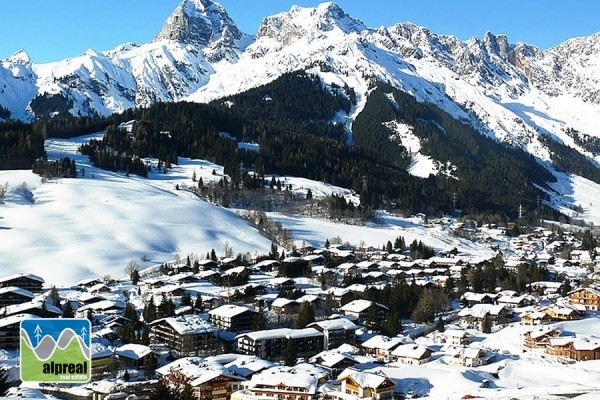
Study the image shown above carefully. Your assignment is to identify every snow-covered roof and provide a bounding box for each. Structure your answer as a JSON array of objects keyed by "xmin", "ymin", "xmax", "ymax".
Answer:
[
  {"xmin": 391, "ymin": 344, "xmax": 431, "ymax": 359},
  {"xmin": 337, "ymin": 368, "xmax": 391, "ymax": 389},
  {"xmin": 0, "ymin": 286, "xmax": 34, "ymax": 298},
  {"xmin": 237, "ymin": 327, "xmax": 323, "ymax": 341},
  {"xmin": 0, "ymin": 272, "xmax": 44, "ymax": 283},
  {"xmin": 272, "ymin": 298, "xmax": 295, "ymax": 308},
  {"xmin": 208, "ymin": 304, "xmax": 253, "ymax": 318},
  {"xmin": 253, "ymin": 259, "xmax": 281, "ymax": 268},
  {"xmin": 156, "ymin": 357, "xmax": 243, "ymax": 386},
  {"xmin": 153, "ymin": 314, "xmax": 217, "ymax": 335},
  {"xmin": 308, "ymin": 318, "xmax": 358, "ymax": 331},
  {"xmin": 340, "ymin": 299, "xmax": 387, "ymax": 313},
  {"xmin": 116, "ymin": 343, "xmax": 152, "ymax": 360},
  {"xmin": 361, "ymin": 335, "xmax": 404, "ymax": 351},
  {"xmin": 0, "ymin": 313, "xmax": 38, "ymax": 328},
  {"xmin": 458, "ymin": 304, "xmax": 508, "ymax": 318},
  {"xmin": 249, "ymin": 365, "xmax": 319, "ymax": 393},
  {"xmin": 224, "ymin": 355, "xmax": 277, "ymax": 378},
  {"xmin": 92, "ymin": 342, "xmax": 113, "ymax": 359}
]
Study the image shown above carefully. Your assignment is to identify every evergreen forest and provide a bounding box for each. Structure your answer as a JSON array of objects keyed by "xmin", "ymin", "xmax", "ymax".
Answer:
[{"xmin": 0, "ymin": 71, "xmax": 585, "ymax": 220}]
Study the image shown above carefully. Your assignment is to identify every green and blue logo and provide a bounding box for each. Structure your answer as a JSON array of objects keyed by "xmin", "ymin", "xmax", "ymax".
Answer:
[{"xmin": 20, "ymin": 318, "xmax": 91, "ymax": 383}]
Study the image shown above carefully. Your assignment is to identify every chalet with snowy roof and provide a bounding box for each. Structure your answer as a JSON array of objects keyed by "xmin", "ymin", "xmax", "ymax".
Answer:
[
  {"xmin": 76, "ymin": 277, "xmax": 102, "ymax": 289},
  {"xmin": 523, "ymin": 326, "xmax": 562, "ymax": 349},
  {"xmin": 267, "ymin": 277, "xmax": 295, "ymax": 292},
  {"xmin": 91, "ymin": 343, "xmax": 114, "ymax": 375},
  {"xmin": 340, "ymin": 299, "xmax": 389, "ymax": 325},
  {"xmin": 334, "ymin": 368, "xmax": 396, "ymax": 400},
  {"xmin": 235, "ymin": 365, "xmax": 320, "ymax": 400},
  {"xmin": 252, "ymin": 259, "xmax": 281, "ymax": 273},
  {"xmin": 325, "ymin": 288, "xmax": 355, "ymax": 308},
  {"xmin": 337, "ymin": 262, "xmax": 360, "ymax": 276},
  {"xmin": 0, "ymin": 286, "xmax": 34, "ymax": 307},
  {"xmin": 0, "ymin": 313, "xmax": 37, "ymax": 349},
  {"xmin": 542, "ymin": 305, "xmax": 580, "ymax": 322},
  {"xmin": 157, "ymin": 357, "xmax": 245, "ymax": 400},
  {"xmin": 441, "ymin": 328, "xmax": 473, "ymax": 346},
  {"xmin": 88, "ymin": 283, "xmax": 111, "ymax": 295},
  {"xmin": 361, "ymin": 335, "xmax": 405, "ymax": 361},
  {"xmin": 570, "ymin": 249, "xmax": 593, "ymax": 264},
  {"xmin": 460, "ymin": 291, "xmax": 497, "ymax": 307},
  {"xmin": 75, "ymin": 299, "xmax": 126, "ymax": 317},
  {"xmin": 496, "ymin": 293, "xmax": 532, "ymax": 308},
  {"xmin": 116, "ymin": 343, "xmax": 154, "ymax": 369},
  {"xmin": 150, "ymin": 315, "xmax": 218, "ymax": 356},
  {"xmin": 307, "ymin": 318, "xmax": 358, "ymax": 350},
  {"xmin": 236, "ymin": 328, "xmax": 325, "ymax": 361},
  {"xmin": 208, "ymin": 304, "xmax": 257, "ymax": 333},
  {"xmin": 310, "ymin": 349, "xmax": 360, "ymax": 376},
  {"xmin": 390, "ymin": 344, "xmax": 433, "ymax": 365},
  {"xmin": 568, "ymin": 287, "xmax": 600, "ymax": 311},
  {"xmin": 546, "ymin": 336, "xmax": 600, "ymax": 361},
  {"xmin": 445, "ymin": 346, "xmax": 495, "ymax": 367},
  {"xmin": 271, "ymin": 297, "xmax": 299, "ymax": 315},
  {"xmin": 457, "ymin": 304, "xmax": 514, "ymax": 331},
  {"xmin": 519, "ymin": 310, "xmax": 552, "ymax": 326},
  {"xmin": 0, "ymin": 300, "xmax": 62, "ymax": 318},
  {"xmin": 0, "ymin": 273, "xmax": 44, "ymax": 293},
  {"xmin": 223, "ymin": 355, "xmax": 276, "ymax": 379}
]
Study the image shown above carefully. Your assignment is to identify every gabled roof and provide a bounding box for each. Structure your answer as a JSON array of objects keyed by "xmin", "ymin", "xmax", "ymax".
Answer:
[
  {"xmin": 340, "ymin": 299, "xmax": 388, "ymax": 313},
  {"xmin": 236, "ymin": 327, "xmax": 323, "ymax": 341},
  {"xmin": 0, "ymin": 286, "xmax": 34, "ymax": 298},
  {"xmin": 337, "ymin": 368, "xmax": 393, "ymax": 389},
  {"xmin": 391, "ymin": 344, "xmax": 432, "ymax": 359},
  {"xmin": 0, "ymin": 272, "xmax": 44, "ymax": 283},
  {"xmin": 116, "ymin": 343, "xmax": 152, "ymax": 360},
  {"xmin": 208, "ymin": 304, "xmax": 253, "ymax": 318},
  {"xmin": 249, "ymin": 365, "xmax": 319, "ymax": 393},
  {"xmin": 308, "ymin": 318, "xmax": 358, "ymax": 331},
  {"xmin": 361, "ymin": 335, "xmax": 404, "ymax": 351},
  {"xmin": 458, "ymin": 304, "xmax": 509, "ymax": 318},
  {"xmin": 156, "ymin": 357, "xmax": 243, "ymax": 386},
  {"xmin": 152, "ymin": 314, "xmax": 217, "ymax": 335}
]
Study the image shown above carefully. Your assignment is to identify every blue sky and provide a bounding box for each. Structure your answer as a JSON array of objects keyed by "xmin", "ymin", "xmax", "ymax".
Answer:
[{"xmin": 1, "ymin": 1, "xmax": 599, "ymax": 63}]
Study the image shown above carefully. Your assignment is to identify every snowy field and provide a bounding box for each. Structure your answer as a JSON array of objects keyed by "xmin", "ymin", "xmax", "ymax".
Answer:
[
  {"xmin": 0, "ymin": 134, "xmax": 498, "ymax": 287},
  {"xmin": 1, "ymin": 133, "xmax": 600, "ymax": 289}
]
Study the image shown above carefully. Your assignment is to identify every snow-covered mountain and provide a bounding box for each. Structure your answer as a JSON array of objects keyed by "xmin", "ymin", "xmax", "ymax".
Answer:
[{"xmin": 1, "ymin": 0, "xmax": 600, "ymax": 172}]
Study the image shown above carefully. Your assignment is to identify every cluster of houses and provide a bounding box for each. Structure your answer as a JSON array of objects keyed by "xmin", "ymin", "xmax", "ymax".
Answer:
[{"xmin": 2, "ymin": 222, "xmax": 600, "ymax": 398}]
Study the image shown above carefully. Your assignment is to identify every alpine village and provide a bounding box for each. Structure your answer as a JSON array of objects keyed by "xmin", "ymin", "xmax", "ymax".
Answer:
[{"xmin": 1, "ymin": 1, "xmax": 600, "ymax": 399}]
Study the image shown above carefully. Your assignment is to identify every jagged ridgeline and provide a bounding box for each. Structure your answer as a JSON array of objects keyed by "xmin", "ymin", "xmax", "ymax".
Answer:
[{"xmin": 14, "ymin": 71, "xmax": 560, "ymax": 217}]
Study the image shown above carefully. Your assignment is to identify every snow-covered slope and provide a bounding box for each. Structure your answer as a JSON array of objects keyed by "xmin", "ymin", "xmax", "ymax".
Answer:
[{"xmin": 0, "ymin": 134, "xmax": 275, "ymax": 287}]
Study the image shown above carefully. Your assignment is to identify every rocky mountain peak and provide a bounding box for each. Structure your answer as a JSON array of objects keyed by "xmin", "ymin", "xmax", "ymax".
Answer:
[
  {"xmin": 256, "ymin": 2, "xmax": 366, "ymax": 45},
  {"xmin": 5, "ymin": 49, "xmax": 32, "ymax": 65},
  {"xmin": 153, "ymin": 0, "xmax": 243, "ymax": 47},
  {"xmin": 483, "ymin": 31, "xmax": 512, "ymax": 62}
]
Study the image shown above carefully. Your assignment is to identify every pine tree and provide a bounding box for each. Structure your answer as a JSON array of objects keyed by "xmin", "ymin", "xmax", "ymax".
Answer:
[
  {"xmin": 365, "ymin": 302, "xmax": 381, "ymax": 332},
  {"xmin": 131, "ymin": 269, "xmax": 140, "ymax": 285},
  {"xmin": 482, "ymin": 316, "xmax": 492, "ymax": 334},
  {"xmin": 253, "ymin": 308, "xmax": 267, "ymax": 331},
  {"xmin": 149, "ymin": 379, "xmax": 173, "ymax": 400},
  {"xmin": 436, "ymin": 315, "xmax": 445, "ymax": 332},
  {"xmin": 382, "ymin": 311, "xmax": 401, "ymax": 336},
  {"xmin": 62, "ymin": 301, "xmax": 74, "ymax": 318},
  {"xmin": 194, "ymin": 294, "xmax": 204, "ymax": 312},
  {"xmin": 49, "ymin": 285, "xmax": 60, "ymax": 306},
  {"xmin": 295, "ymin": 302, "xmax": 315, "ymax": 329},
  {"xmin": 284, "ymin": 338, "xmax": 296, "ymax": 366},
  {"xmin": 561, "ymin": 279, "xmax": 572, "ymax": 297}
]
